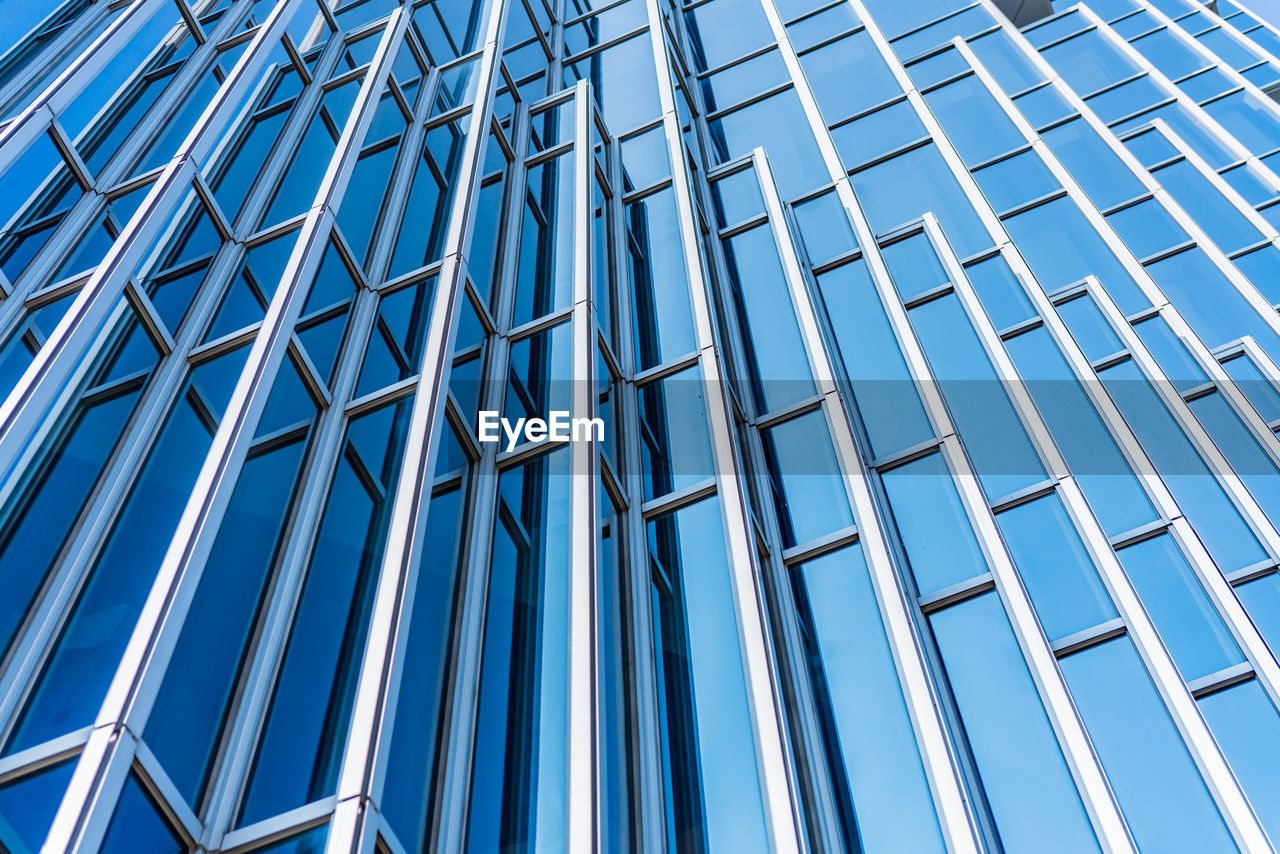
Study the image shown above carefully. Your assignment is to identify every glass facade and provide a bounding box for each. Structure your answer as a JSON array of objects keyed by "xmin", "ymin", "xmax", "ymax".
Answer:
[{"xmin": 5, "ymin": 0, "xmax": 1280, "ymax": 851}]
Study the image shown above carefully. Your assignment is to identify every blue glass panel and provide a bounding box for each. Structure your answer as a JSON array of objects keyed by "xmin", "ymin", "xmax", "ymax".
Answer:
[
  {"xmin": 1118, "ymin": 532, "xmax": 1244, "ymax": 682},
  {"xmin": 1152, "ymin": 159, "xmax": 1264, "ymax": 255},
  {"xmin": 647, "ymin": 497, "xmax": 769, "ymax": 853},
  {"xmin": 684, "ymin": 0, "xmax": 774, "ymax": 71},
  {"xmin": 792, "ymin": 190, "xmax": 856, "ymax": 265},
  {"xmin": 638, "ymin": 366, "xmax": 714, "ymax": 500},
  {"xmin": 963, "ymin": 253, "xmax": 1035, "ymax": 330},
  {"xmin": 799, "ymin": 32, "xmax": 900, "ymax": 123},
  {"xmin": 627, "ymin": 188, "xmax": 695, "ymax": 371},
  {"xmin": 923, "ymin": 73, "xmax": 1023, "ymax": 165},
  {"xmin": 1056, "ymin": 295, "xmax": 1124, "ymax": 362},
  {"xmin": 1002, "ymin": 197, "xmax": 1146, "ymax": 313},
  {"xmin": 796, "ymin": 545, "xmax": 946, "ymax": 853},
  {"xmin": 850, "ymin": 144, "xmax": 991, "ymax": 257},
  {"xmin": 1100, "ymin": 357, "xmax": 1267, "ymax": 573},
  {"xmin": 881, "ymin": 452, "xmax": 988, "ymax": 595},
  {"xmin": 761, "ymin": 409, "xmax": 852, "ymax": 547},
  {"xmin": 969, "ymin": 28, "xmax": 1047, "ymax": 93},
  {"xmin": 238, "ymin": 396, "xmax": 415, "ymax": 825},
  {"xmin": 144, "ymin": 437, "xmax": 308, "ymax": 805},
  {"xmin": 1042, "ymin": 118, "xmax": 1145, "ymax": 210},
  {"xmin": 710, "ymin": 90, "xmax": 828, "ymax": 200},
  {"xmin": 930, "ymin": 593, "xmax": 1101, "ymax": 854},
  {"xmin": 1199, "ymin": 680, "xmax": 1280, "ymax": 844},
  {"xmin": 1187, "ymin": 391, "xmax": 1280, "ymax": 524},
  {"xmin": 815, "ymin": 260, "xmax": 935, "ymax": 458},
  {"xmin": 722, "ymin": 224, "xmax": 814, "ymax": 413},
  {"xmin": 998, "ymin": 494, "xmax": 1117, "ymax": 641},
  {"xmin": 1059, "ymin": 637, "xmax": 1236, "ymax": 852},
  {"xmin": 1220, "ymin": 353, "xmax": 1280, "ymax": 423},
  {"xmin": 972, "ymin": 149, "xmax": 1061, "ymax": 213},
  {"xmin": 0, "ymin": 761, "xmax": 75, "ymax": 853},
  {"xmin": 1041, "ymin": 30, "xmax": 1145, "ymax": 95},
  {"xmin": 98, "ymin": 773, "xmax": 182, "ymax": 854},
  {"xmin": 380, "ymin": 487, "xmax": 465, "ymax": 853},
  {"xmin": 830, "ymin": 100, "xmax": 927, "ymax": 170},
  {"xmin": 909, "ymin": 293, "xmax": 1045, "ymax": 499},
  {"xmin": 1105, "ymin": 198, "xmax": 1190, "ymax": 260},
  {"xmin": 6, "ymin": 385, "xmax": 216, "ymax": 755}
]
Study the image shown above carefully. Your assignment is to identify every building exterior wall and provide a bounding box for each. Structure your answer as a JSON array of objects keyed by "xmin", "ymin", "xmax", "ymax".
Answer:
[{"xmin": 1, "ymin": 0, "xmax": 1280, "ymax": 852}]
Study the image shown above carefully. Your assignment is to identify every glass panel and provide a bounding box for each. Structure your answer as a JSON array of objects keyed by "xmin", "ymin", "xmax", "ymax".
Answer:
[
  {"xmin": 930, "ymin": 593, "xmax": 1102, "ymax": 853},
  {"xmin": 998, "ymin": 493, "xmax": 1117, "ymax": 641},
  {"xmin": 881, "ymin": 452, "xmax": 988, "ymax": 596},
  {"xmin": 1059, "ymin": 637, "xmax": 1236, "ymax": 852},
  {"xmin": 795, "ymin": 545, "xmax": 946, "ymax": 853},
  {"xmin": 647, "ymin": 496, "xmax": 769, "ymax": 854},
  {"xmin": 760, "ymin": 409, "xmax": 852, "ymax": 547},
  {"xmin": 97, "ymin": 773, "xmax": 183, "ymax": 854}
]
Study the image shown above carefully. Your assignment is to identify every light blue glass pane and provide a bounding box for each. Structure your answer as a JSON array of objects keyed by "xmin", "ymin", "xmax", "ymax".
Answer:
[
  {"xmin": 711, "ymin": 90, "xmax": 828, "ymax": 199},
  {"xmin": 969, "ymin": 28, "xmax": 1048, "ymax": 93},
  {"xmin": 1059, "ymin": 637, "xmax": 1236, "ymax": 853},
  {"xmin": 1056, "ymin": 295, "xmax": 1124, "ymax": 362},
  {"xmin": 881, "ymin": 452, "xmax": 988, "ymax": 595},
  {"xmin": 711, "ymin": 168, "xmax": 765, "ymax": 227},
  {"xmin": 1147, "ymin": 248, "xmax": 1280, "ymax": 363},
  {"xmin": 923, "ymin": 73, "xmax": 1023, "ymax": 165},
  {"xmin": 722, "ymin": 225, "xmax": 815, "ymax": 412},
  {"xmin": 816, "ymin": 261, "xmax": 935, "ymax": 458},
  {"xmin": 1220, "ymin": 353, "xmax": 1280, "ymax": 423},
  {"xmin": 910, "ymin": 293, "xmax": 1045, "ymax": 499},
  {"xmin": 850, "ymin": 144, "xmax": 991, "ymax": 257},
  {"xmin": 963, "ymin": 253, "xmax": 1035, "ymax": 330},
  {"xmin": 1236, "ymin": 572, "xmax": 1280, "ymax": 649},
  {"xmin": 830, "ymin": 100, "xmax": 927, "ymax": 169},
  {"xmin": 1131, "ymin": 314, "xmax": 1209, "ymax": 394},
  {"xmin": 792, "ymin": 190, "xmax": 856, "ymax": 265},
  {"xmin": 1041, "ymin": 30, "xmax": 1145, "ymax": 95},
  {"xmin": 1003, "ymin": 197, "xmax": 1147, "ymax": 313},
  {"xmin": 1042, "ymin": 118, "xmax": 1146, "ymax": 210},
  {"xmin": 1104, "ymin": 198, "xmax": 1190, "ymax": 260},
  {"xmin": 1188, "ymin": 391, "xmax": 1280, "ymax": 524},
  {"xmin": 1130, "ymin": 26, "xmax": 1208, "ymax": 80},
  {"xmin": 638, "ymin": 366, "xmax": 714, "ymax": 500},
  {"xmin": 797, "ymin": 546, "xmax": 946, "ymax": 853},
  {"xmin": 998, "ymin": 494, "xmax": 1117, "ymax": 641},
  {"xmin": 684, "ymin": 0, "xmax": 774, "ymax": 71},
  {"xmin": 1231, "ymin": 244, "xmax": 1280, "ymax": 305},
  {"xmin": 1113, "ymin": 102, "xmax": 1239, "ymax": 169},
  {"xmin": 648, "ymin": 497, "xmax": 769, "ymax": 853},
  {"xmin": 1003, "ymin": 326, "xmax": 1157, "ymax": 537},
  {"xmin": 1013, "ymin": 82, "xmax": 1076, "ymax": 129},
  {"xmin": 972, "ymin": 149, "xmax": 1061, "ymax": 213},
  {"xmin": 627, "ymin": 188, "xmax": 695, "ymax": 371},
  {"xmin": 1152, "ymin": 160, "xmax": 1264, "ymax": 255},
  {"xmin": 1117, "ymin": 533, "xmax": 1244, "ymax": 682},
  {"xmin": 1203, "ymin": 89, "xmax": 1280, "ymax": 155},
  {"xmin": 882, "ymin": 232, "xmax": 949, "ymax": 302},
  {"xmin": 786, "ymin": 3, "xmax": 858, "ymax": 52},
  {"xmin": 930, "ymin": 594, "xmax": 1101, "ymax": 854},
  {"xmin": 701, "ymin": 50, "xmax": 787, "ymax": 112},
  {"xmin": 1220, "ymin": 162, "xmax": 1278, "ymax": 207},
  {"xmin": 1199, "ymin": 680, "xmax": 1280, "ymax": 844},
  {"xmin": 761, "ymin": 409, "xmax": 852, "ymax": 547}
]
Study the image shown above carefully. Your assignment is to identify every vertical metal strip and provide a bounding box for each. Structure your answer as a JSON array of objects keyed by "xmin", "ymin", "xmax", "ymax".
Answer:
[{"xmin": 566, "ymin": 77, "xmax": 598, "ymax": 854}]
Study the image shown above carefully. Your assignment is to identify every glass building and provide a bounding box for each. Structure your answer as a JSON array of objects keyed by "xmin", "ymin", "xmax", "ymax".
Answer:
[{"xmin": 7, "ymin": 0, "xmax": 1280, "ymax": 851}]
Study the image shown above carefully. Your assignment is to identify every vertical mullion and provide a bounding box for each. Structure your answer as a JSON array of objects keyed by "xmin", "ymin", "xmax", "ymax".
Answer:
[{"xmin": 566, "ymin": 76, "xmax": 597, "ymax": 854}]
